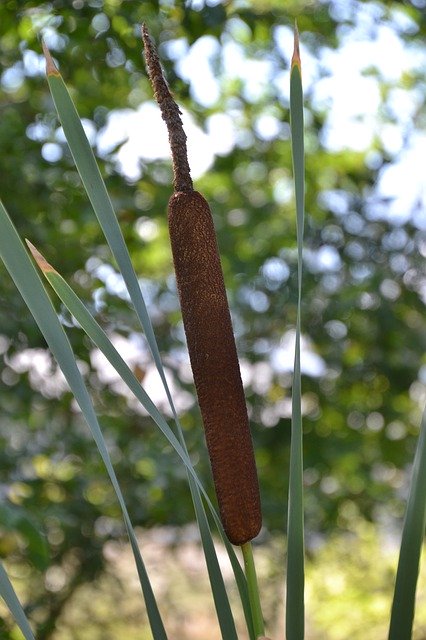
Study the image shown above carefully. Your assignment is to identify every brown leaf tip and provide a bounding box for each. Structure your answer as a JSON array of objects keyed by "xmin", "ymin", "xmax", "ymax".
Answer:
[
  {"xmin": 141, "ymin": 24, "xmax": 193, "ymax": 193},
  {"xmin": 291, "ymin": 21, "xmax": 301, "ymax": 72},
  {"xmin": 26, "ymin": 240, "xmax": 56, "ymax": 273},
  {"xmin": 42, "ymin": 40, "xmax": 60, "ymax": 76}
]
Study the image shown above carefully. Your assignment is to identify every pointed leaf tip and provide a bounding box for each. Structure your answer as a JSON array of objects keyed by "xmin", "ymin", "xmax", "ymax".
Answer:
[
  {"xmin": 291, "ymin": 22, "xmax": 301, "ymax": 73},
  {"xmin": 41, "ymin": 40, "xmax": 60, "ymax": 76},
  {"xmin": 26, "ymin": 240, "xmax": 55, "ymax": 273}
]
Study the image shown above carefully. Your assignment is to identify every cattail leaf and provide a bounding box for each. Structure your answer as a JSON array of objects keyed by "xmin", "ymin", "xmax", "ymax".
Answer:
[
  {"xmin": 0, "ymin": 561, "xmax": 35, "ymax": 640},
  {"xmin": 388, "ymin": 405, "xmax": 426, "ymax": 639},
  {"xmin": 208, "ymin": 506, "xmax": 256, "ymax": 640},
  {"xmin": 42, "ymin": 42, "xmax": 176, "ymax": 434},
  {"xmin": 190, "ymin": 483, "xmax": 239, "ymax": 640},
  {"xmin": 286, "ymin": 23, "xmax": 305, "ymax": 640},
  {"xmin": 25, "ymin": 240, "xmax": 193, "ymax": 473},
  {"xmin": 242, "ymin": 543, "xmax": 265, "ymax": 637},
  {"xmin": 0, "ymin": 200, "xmax": 168, "ymax": 640}
]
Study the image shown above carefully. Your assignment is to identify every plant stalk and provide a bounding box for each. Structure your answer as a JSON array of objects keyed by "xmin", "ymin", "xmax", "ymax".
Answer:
[{"xmin": 241, "ymin": 542, "xmax": 265, "ymax": 638}]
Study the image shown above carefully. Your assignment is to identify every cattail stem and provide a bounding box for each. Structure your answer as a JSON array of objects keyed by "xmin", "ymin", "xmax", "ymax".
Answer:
[
  {"xmin": 142, "ymin": 26, "xmax": 262, "ymax": 547},
  {"xmin": 241, "ymin": 542, "xmax": 265, "ymax": 637},
  {"xmin": 141, "ymin": 24, "xmax": 193, "ymax": 192}
]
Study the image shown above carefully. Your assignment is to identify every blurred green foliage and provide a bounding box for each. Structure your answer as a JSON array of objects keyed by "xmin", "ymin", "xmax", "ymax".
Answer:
[
  {"xmin": 1, "ymin": 0, "xmax": 426, "ymax": 636},
  {"xmin": 3, "ymin": 525, "xmax": 425, "ymax": 639}
]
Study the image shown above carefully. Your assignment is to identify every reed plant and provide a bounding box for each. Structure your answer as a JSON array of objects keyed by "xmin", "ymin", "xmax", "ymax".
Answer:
[{"xmin": 0, "ymin": 22, "xmax": 425, "ymax": 640}]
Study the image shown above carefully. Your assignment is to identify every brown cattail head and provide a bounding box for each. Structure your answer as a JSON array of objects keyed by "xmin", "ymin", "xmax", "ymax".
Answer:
[
  {"xmin": 168, "ymin": 191, "xmax": 261, "ymax": 545},
  {"xmin": 142, "ymin": 25, "xmax": 262, "ymax": 545}
]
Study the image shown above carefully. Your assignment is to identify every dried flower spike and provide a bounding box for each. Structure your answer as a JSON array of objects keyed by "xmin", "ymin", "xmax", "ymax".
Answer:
[{"xmin": 142, "ymin": 25, "xmax": 261, "ymax": 545}]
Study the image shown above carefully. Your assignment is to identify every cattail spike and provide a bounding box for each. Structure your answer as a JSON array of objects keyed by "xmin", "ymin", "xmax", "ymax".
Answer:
[
  {"xmin": 169, "ymin": 191, "xmax": 261, "ymax": 545},
  {"xmin": 142, "ymin": 26, "xmax": 262, "ymax": 545}
]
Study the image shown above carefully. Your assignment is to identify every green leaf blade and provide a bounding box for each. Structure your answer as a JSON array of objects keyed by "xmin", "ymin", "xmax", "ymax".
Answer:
[
  {"xmin": 286, "ymin": 23, "xmax": 305, "ymax": 640},
  {"xmin": 388, "ymin": 407, "xmax": 426, "ymax": 640},
  {"xmin": 0, "ymin": 561, "xmax": 35, "ymax": 640},
  {"xmin": 0, "ymin": 200, "xmax": 168, "ymax": 639},
  {"xmin": 43, "ymin": 47, "xmax": 176, "ymax": 424}
]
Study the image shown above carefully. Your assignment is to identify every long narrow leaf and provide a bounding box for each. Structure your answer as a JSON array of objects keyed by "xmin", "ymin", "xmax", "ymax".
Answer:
[
  {"xmin": 205, "ymin": 498, "xmax": 255, "ymax": 640},
  {"xmin": 0, "ymin": 561, "xmax": 35, "ymax": 640},
  {"xmin": 0, "ymin": 200, "xmax": 167, "ymax": 639},
  {"xmin": 286, "ymin": 24, "xmax": 305, "ymax": 640},
  {"xmin": 388, "ymin": 404, "xmax": 426, "ymax": 639},
  {"xmin": 190, "ymin": 482, "xmax": 239, "ymax": 640},
  {"xmin": 42, "ymin": 44, "xmax": 177, "ymax": 423},
  {"xmin": 26, "ymin": 242, "xmax": 194, "ymax": 473},
  {"xmin": 242, "ymin": 543, "xmax": 265, "ymax": 637}
]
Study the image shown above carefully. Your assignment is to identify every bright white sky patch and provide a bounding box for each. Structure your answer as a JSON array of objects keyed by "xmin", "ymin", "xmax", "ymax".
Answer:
[
  {"xmin": 254, "ymin": 114, "xmax": 281, "ymax": 141},
  {"xmin": 373, "ymin": 132, "xmax": 426, "ymax": 226},
  {"xmin": 305, "ymin": 246, "xmax": 342, "ymax": 273},
  {"xmin": 7, "ymin": 349, "xmax": 69, "ymax": 398},
  {"xmin": 206, "ymin": 113, "xmax": 236, "ymax": 155},
  {"xmin": 89, "ymin": 332, "xmax": 194, "ymax": 416},
  {"xmin": 97, "ymin": 102, "xmax": 213, "ymax": 182},
  {"xmin": 222, "ymin": 39, "xmax": 275, "ymax": 102},
  {"xmin": 271, "ymin": 330, "xmax": 326, "ymax": 378},
  {"xmin": 176, "ymin": 35, "xmax": 220, "ymax": 107},
  {"xmin": 312, "ymin": 21, "xmax": 425, "ymax": 155}
]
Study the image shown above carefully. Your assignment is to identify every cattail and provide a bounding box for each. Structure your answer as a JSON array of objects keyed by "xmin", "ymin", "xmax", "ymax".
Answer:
[{"xmin": 142, "ymin": 25, "xmax": 261, "ymax": 545}]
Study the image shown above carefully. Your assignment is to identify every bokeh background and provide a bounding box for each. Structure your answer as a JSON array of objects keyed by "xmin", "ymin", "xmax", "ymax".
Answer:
[{"xmin": 1, "ymin": 0, "xmax": 425, "ymax": 638}]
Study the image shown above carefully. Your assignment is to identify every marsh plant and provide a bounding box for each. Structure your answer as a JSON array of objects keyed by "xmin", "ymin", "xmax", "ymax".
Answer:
[{"xmin": 1, "ymin": 22, "xmax": 425, "ymax": 640}]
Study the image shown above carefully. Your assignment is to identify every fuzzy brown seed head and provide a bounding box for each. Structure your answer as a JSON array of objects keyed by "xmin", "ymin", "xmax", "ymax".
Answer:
[{"xmin": 168, "ymin": 190, "xmax": 262, "ymax": 545}]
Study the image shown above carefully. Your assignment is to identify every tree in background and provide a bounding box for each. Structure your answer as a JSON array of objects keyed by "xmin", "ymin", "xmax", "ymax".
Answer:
[{"xmin": 0, "ymin": 1, "xmax": 425, "ymax": 636}]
